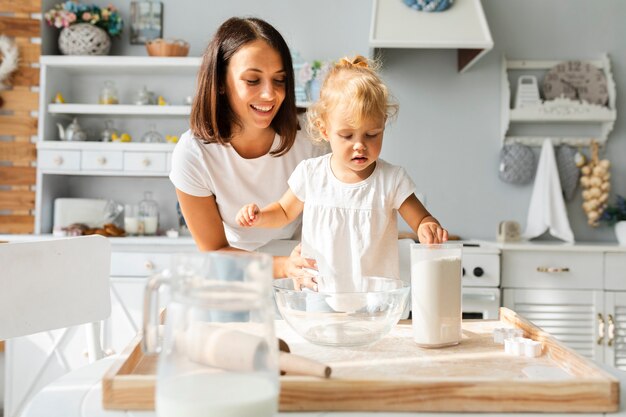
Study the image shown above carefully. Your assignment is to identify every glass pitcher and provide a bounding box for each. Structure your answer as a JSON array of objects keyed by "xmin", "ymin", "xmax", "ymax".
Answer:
[{"xmin": 143, "ymin": 252, "xmax": 279, "ymax": 417}]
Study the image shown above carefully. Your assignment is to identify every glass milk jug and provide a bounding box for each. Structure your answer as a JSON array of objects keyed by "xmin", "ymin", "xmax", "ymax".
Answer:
[
  {"xmin": 410, "ymin": 243, "xmax": 462, "ymax": 348},
  {"xmin": 143, "ymin": 252, "xmax": 279, "ymax": 417},
  {"xmin": 138, "ymin": 191, "xmax": 159, "ymax": 235}
]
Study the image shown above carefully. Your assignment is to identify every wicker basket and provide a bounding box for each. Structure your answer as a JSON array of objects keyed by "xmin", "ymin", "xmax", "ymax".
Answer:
[
  {"xmin": 145, "ymin": 39, "xmax": 190, "ymax": 57},
  {"xmin": 58, "ymin": 23, "xmax": 111, "ymax": 55}
]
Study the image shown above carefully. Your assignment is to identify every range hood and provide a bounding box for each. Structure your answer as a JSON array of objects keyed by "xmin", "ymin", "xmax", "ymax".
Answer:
[{"xmin": 369, "ymin": 0, "xmax": 493, "ymax": 72}]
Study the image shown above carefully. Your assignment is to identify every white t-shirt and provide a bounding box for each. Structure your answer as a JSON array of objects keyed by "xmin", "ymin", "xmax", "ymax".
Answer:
[
  {"xmin": 170, "ymin": 129, "xmax": 326, "ymax": 251},
  {"xmin": 288, "ymin": 154, "xmax": 416, "ymax": 290}
]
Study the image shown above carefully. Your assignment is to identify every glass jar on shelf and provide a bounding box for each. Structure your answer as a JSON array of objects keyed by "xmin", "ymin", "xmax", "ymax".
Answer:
[
  {"xmin": 138, "ymin": 191, "xmax": 159, "ymax": 236},
  {"xmin": 141, "ymin": 123, "xmax": 165, "ymax": 143},
  {"xmin": 100, "ymin": 119, "xmax": 119, "ymax": 142},
  {"xmin": 99, "ymin": 80, "xmax": 119, "ymax": 105},
  {"xmin": 134, "ymin": 85, "xmax": 155, "ymax": 105}
]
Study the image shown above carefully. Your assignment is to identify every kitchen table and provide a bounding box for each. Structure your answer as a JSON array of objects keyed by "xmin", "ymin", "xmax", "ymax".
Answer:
[{"xmin": 20, "ymin": 354, "xmax": 626, "ymax": 417}]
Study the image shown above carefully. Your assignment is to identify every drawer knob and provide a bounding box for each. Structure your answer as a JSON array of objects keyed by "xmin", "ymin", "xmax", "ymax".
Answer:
[
  {"xmin": 142, "ymin": 158, "xmax": 151, "ymax": 167},
  {"xmin": 97, "ymin": 156, "xmax": 107, "ymax": 165},
  {"xmin": 144, "ymin": 260, "xmax": 154, "ymax": 271},
  {"xmin": 536, "ymin": 266, "xmax": 570, "ymax": 273},
  {"xmin": 53, "ymin": 155, "xmax": 64, "ymax": 166}
]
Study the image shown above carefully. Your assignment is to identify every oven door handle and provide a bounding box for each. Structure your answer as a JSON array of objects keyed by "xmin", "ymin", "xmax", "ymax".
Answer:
[{"xmin": 463, "ymin": 293, "xmax": 497, "ymax": 302}]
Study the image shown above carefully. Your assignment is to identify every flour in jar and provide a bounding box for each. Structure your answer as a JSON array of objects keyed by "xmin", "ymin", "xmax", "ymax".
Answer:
[{"xmin": 411, "ymin": 255, "xmax": 462, "ymax": 347}]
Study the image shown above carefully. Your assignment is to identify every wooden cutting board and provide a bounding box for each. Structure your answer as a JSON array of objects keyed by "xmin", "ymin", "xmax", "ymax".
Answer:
[{"xmin": 102, "ymin": 308, "xmax": 619, "ymax": 413}]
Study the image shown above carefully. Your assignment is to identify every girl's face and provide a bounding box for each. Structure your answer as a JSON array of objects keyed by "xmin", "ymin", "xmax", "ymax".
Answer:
[
  {"xmin": 321, "ymin": 102, "xmax": 385, "ymax": 183},
  {"xmin": 224, "ymin": 39, "xmax": 286, "ymax": 133}
]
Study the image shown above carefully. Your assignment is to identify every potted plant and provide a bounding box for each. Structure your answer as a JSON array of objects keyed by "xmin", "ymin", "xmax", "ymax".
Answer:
[
  {"xmin": 44, "ymin": 1, "xmax": 123, "ymax": 56},
  {"xmin": 600, "ymin": 194, "xmax": 626, "ymax": 246}
]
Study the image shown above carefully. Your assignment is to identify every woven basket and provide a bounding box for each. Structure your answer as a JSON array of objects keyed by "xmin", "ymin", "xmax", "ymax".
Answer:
[{"xmin": 59, "ymin": 23, "xmax": 111, "ymax": 55}]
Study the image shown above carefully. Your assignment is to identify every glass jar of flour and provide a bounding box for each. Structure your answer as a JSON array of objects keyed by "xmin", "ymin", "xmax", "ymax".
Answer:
[{"xmin": 410, "ymin": 243, "xmax": 462, "ymax": 348}]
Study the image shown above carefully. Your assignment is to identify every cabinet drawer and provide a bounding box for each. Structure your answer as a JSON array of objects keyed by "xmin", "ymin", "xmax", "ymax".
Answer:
[
  {"xmin": 502, "ymin": 250, "xmax": 603, "ymax": 290},
  {"xmin": 110, "ymin": 252, "xmax": 171, "ymax": 276},
  {"xmin": 82, "ymin": 150, "xmax": 123, "ymax": 171},
  {"xmin": 605, "ymin": 252, "xmax": 626, "ymax": 290},
  {"xmin": 123, "ymin": 152, "xmax": 166, "ymax": 172},
  {"xmin": 38, "ymin": 150, "xmax": 81, "ymax": 170}
]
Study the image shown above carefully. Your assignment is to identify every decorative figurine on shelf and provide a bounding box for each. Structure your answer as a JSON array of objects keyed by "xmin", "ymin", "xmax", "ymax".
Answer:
[
  {"xmin": 111, "ymin": 132, "xmax": 131, "ymax": 142},
  {"xmin": 57, "ymin": 117, "xmax": 87, "ymax": 141},
  {"xmin": 53, "ymin": 92, "xmax": 66, "ymax": 103},
  {"xmin": 44, "ymin": 1, "xmax": 123, "ymax": 56},
  {"xmin": 157, "ymin": 95, "xmax": 167, "ymax": 106}
]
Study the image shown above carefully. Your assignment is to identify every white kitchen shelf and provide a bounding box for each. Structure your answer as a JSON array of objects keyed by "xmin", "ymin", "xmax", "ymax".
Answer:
[
  {"xmin": 369, "ymin": 0, "xmax": 493, "ymax": 72},
  {"xmin": 501, "ymin": 54, "xmax": 617, "ymax": 147},
  {"xmin": 49, "ymin": 103, "xmax": 191, "ymax": 116},
  {"xmin": 37, "ymin": 141, "xmax": 175, "ymax": 151},
  {"xmin": 40, "ymin": 55, "xmax": 202, "ymax": 75}
]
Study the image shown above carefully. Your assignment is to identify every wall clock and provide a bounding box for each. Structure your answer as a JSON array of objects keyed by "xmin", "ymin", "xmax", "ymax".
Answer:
[{"xmin": 541, "ymin": 60, "xmax": 609, "ymax": 106}]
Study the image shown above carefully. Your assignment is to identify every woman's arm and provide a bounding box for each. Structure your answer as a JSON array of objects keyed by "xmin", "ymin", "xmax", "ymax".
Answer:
[
  {"xmin": 398, "ymin": 193, "xmax": 448, "ymax": 244},
  {"xmin": 177, "ymin": 188, "xmax": 315, "ymax": 280},
  {"xmin": 175, "ymin": 188, "xmax": 232, "ymax": 251}
]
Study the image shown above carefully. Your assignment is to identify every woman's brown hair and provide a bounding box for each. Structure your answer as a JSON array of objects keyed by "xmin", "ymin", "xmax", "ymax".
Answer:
[{"xmin": 190, "ymin": 17, "xmax": 298, "ymax": 157}]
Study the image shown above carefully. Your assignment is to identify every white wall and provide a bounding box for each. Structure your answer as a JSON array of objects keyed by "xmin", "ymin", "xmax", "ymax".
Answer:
[{"xmin": 40, "ymin": 0, "xmax": 626, "ymax": 242}]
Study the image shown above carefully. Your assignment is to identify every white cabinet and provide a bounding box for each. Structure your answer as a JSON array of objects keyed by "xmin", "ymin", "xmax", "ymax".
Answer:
[
  {"xmin": 36, "ymin": 56, "xmax": 200, "ymax": 235},
  {"xmin": 503, "ymin": 288, "xmax": 603, "ymax": 361},
  {"xmin": 502, "ymin": 245, "xmax": 626, "ymax": 370}
]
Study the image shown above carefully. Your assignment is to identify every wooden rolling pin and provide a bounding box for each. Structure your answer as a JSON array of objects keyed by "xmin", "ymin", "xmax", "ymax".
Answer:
[
  {"xmin": 278, "ymin": 338, "xmax": 331, "ymax": 378},
  {"xmin": 178, "ymin": 323, "xmax": 331, "ymax": 379}
]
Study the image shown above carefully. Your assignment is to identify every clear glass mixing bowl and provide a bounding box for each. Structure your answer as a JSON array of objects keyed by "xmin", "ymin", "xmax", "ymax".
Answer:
[{"xmin": 273, "ymin": 277, "xmax": 409, "ymax": 347}]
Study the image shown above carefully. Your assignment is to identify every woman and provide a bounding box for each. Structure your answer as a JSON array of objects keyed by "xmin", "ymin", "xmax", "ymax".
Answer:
[{"xmin": 170, "ymin": 17, "xmax": 325, "ymax": 286}]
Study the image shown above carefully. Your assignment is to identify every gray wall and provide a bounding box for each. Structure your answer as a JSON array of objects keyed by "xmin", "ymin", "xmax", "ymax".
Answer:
[{"xmin": 42, "ymin": 0, "xmax": 625, "ymax": 242}]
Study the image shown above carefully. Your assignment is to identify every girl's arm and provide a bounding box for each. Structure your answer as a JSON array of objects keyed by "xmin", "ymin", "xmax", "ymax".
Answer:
[
  {"xmin": 177, "ymin": 188, "xmax": 314, "ymax": 279},
  {"xmin": 237, "ymin": 189, "xmax": 304, "ymax": 228},
  {"xmin": 398, "ymin": 193, "xmax": 449, "ymax": 244}
]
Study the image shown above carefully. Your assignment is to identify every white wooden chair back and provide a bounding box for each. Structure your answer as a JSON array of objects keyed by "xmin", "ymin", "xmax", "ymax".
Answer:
[{"xmin": 0, "ymin": 235, "xmax": 111, "ymax": 417}]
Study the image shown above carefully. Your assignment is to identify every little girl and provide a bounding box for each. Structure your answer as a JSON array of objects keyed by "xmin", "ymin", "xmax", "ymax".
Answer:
[{"xmin": 236, "ymin": 56, "xmax": 448, "ymax": 291}]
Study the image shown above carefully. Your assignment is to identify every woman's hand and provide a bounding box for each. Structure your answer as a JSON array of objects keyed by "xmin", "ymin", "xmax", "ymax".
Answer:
[
  {"xmin": 284, "ymin": 243, "xmax": 318, "ymax": 291},
  {"xmin": 236, "ymin": 203, "xmax": 260, "ymax": 227},
  {"xmin": 417, "ymin": 222, "xmax": 449, "ymax": 244}
]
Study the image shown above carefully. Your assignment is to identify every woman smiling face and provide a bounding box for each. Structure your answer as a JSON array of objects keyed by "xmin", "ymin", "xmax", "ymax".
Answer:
[{"xmin": 224, "ymin": 39, "xmax": 287, "ymax": 135}]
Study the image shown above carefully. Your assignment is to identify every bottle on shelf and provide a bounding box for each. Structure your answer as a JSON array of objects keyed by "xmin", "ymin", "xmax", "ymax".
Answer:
[
  {"xmin": 100, "ymin": 119, "xmax": 119, "ymax": 142},
  {"xmin": 138, "ymin": 191, "xmax": 159, "ymax": 236}
]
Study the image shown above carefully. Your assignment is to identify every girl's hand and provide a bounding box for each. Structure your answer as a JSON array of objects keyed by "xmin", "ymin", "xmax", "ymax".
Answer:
[
  {"xmin": 284, "ymin": 243, "xmax": 318, "ymax": 291},
  {"xmin": 417, "ymin": 222, "xmax": 449, "ymax": 244},
  {"xmin": 236, "ymin": 203, "xmax": 260, "ymax": 227}
]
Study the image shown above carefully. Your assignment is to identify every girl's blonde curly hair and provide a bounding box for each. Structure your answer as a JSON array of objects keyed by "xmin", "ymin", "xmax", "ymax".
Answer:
[{"xmin": 306, "ymin": 55, "xmax": 398, "ymax": 143}]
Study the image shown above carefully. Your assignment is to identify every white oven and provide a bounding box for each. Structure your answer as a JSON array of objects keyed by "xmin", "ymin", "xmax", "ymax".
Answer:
[{"xmin": 461, "ymin": 243, "xmax": 501, "ymax": 320}]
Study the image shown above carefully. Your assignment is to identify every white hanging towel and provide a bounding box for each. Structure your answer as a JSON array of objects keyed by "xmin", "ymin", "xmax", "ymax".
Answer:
[{"xmin": 523, "ymin": 139, "xmax": 575, "ymax": 243}]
